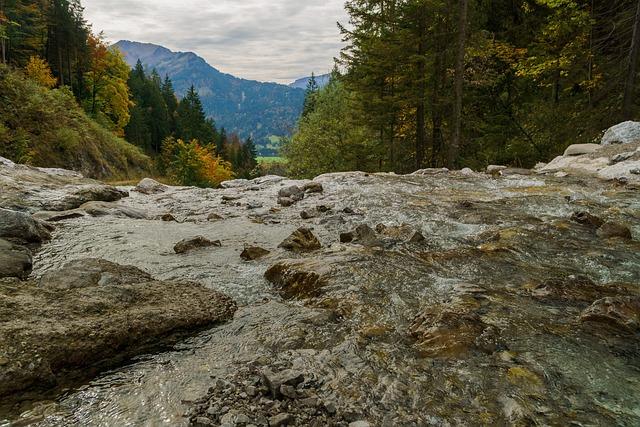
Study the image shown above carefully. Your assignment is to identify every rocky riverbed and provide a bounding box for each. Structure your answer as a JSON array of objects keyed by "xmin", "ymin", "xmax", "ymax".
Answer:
[{"xmin": 0, "ymin": 148, "xmax": 639, "ymax": 426}]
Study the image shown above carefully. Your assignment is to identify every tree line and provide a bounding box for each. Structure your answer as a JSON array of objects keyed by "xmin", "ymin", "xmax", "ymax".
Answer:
[
  {"xmin": 1, "ymin": 0, "xmax": 258, "ymax": 185},
  {"xmin": 287, "ymin": 0, "xmax": 640, "ymax": 176}
]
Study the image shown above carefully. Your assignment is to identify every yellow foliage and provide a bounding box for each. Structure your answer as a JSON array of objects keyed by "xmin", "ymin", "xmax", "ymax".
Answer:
[
  {"xmin": 163, "ymin": 138, "xmax": 233, "ymax": 188},
  {"xmin": 24, "ymin": 56, "xmax": 56, "ymax": 88}
]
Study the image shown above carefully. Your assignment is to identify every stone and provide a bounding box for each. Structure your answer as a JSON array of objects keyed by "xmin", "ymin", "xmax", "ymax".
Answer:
[
  {"xmin": 160, "ymin": 213, "xmax": 178, "ymax": 222},
  {"xmin": 460, "ymin": 167, "xmax": 474, "ymax": 175},
  {"xmin": 207, "ymin": 213, "xmax": 224, "ymax": 221},
  {"xmin": 352, "ymin": 224, "xmax": 383, "ymax": 247},
  {"xmin": 269, "ymin": 413, "xmax": 292, "ymax": 427},
  {"xmin": 264, "ymin": 259, "xmax": 329, "ymax": 299},
  {"xmin": 134, "ymin": 178, "xmax": 167, "ymax": 195},
  {"xmin": 597, "ymin": 222, "xmax": 633, "ymax": 240},
  {"xmin": 340, "ymin": 232, "xmax": 354, "ymax": 243},
  {"xmin": 32, "ymin": 210, "xmax": 85, "ymax": 222},
  {"xmin": 241, "ymin": 246, "xmax": 270, "ymax": 261},
  {"xmin": 570, "ymin": 211, "xmax": 604, "ymax": 229},
  {"xmin": 80, "ymin": 201, "xmax": 147, "ymax": 219},
  {"xmin": 280, "ymin": 384, "xmax": 297, "ymax": 399},
  {"xmin": 411, "ymin": 168, "xmax": 449, "ymax": 176},
  {"xmin": 174, "ymin": 236, "xmax": 222, "ymax": 254},
  {"xmin": 601, "ymin": 121, "xmax": 640, "ymax": 145},
  {"xmin": 486, "ymin": 165, "xmax": 507, "ymax": 175},
  {"xmin": 278, "ymin": 228, "xmax": 321, "ymax": 252},
  {"xmin": 408, "ymin": 231, "xmax": 426, "ymax": 244},
  {"xmin": 597, "ymin": 160, "xmax": 640, "ymax": 182},
  {"xmin": 631, "ymin": 168, "xmax": 640, "ymax": 175},
  {"xmin": 193, "ymin": 416, "xmax": 216, "ymax": 426},
  {"xmin": 0, "ymin": 208, "xmax": 52, "ymax": 243},
  {"xmin": 278, "ymin": 186, "xmax": 304, "ymax": 201},
  {"xmin": 0, "ymin": 259, "xmax": 236, "ymax": 399},
  {"xmin": 501, "ymin": 168, "xmax": 534, "ymax": 176},
  {"xmin": 349, "ymin": 422, "xmax": 371, "ymax": 427},
  {"xmin": 278, "ymin": 197, "xmax": 295, "ymax": 207},
  {"xmin": 302, "ymin": 182, "xmax": 323, "ymax": 193},
  {"xmin": 580, "ymin": 296, "xmax": 640, "ymax": 332},
  {"xmin": 563, "ymin": 144, "xmax": 601, "ymax": 156},
  {"xmin": 611, "ymin": 151, "xmax": 635, "ymax": 164},
  {"xmin": 300, "ymin": 208, "xmax": 319, "ymax": 220},
  {"xmin": 0, "ymin": 239, "xmax": 32, "ymax": 280},
  {"xmin": 538, "ymin": 156, "xmax": 610, "ymax": 175}
]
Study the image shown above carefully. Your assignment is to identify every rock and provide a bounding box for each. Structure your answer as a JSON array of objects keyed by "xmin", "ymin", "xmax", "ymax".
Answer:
[
  {"xmin": 538, "ymin": 156, "xmax": 610, "ymax": 175},
  {"xmin": 261, "ymin": 369, "xmax": 304, "ymax": 399},
  {"xmin": 265, "ymin": 259, "xmax": 329, "ymax": 299},
  {"xmin": 351, "ymin": 224, "xmax": 383, "ymax": 247},
  {"xmin": 280, "ymin": 384, "xmax": 297, "ymax": 399},
  {"xmin": 160, "ymin": 213, "xmax": 178, "ymax": 222},
  {"xmin": 80, "ymin": 201, "xmax": 147, "ymax": 219},
  {"xmin": 32, "ymin": 210, "xmax": 85, "ymax": 222},
  {"xmin": 0, "ymin": 239, "xmax": 32, "ymax": 280},
  {"xmin": 534, "ymin": 162, "xmax": 547, "ymax": 169},
  {"xmin": 300, "ymin": 208, "xmax": 319, "ymax": 220},
  {"xmin": 278, "ymin": 186, "xmax": 304, "ymax": 201},
  {"xmin": 50, "ymin": 185, "xmax": 128, "ymax": 212},
  {"xmin": 220, "ymin": 179, "xmax": 251, "ymax": 188},
  {"xmin": 340, "ymin": 232, "xmax": 354, "ymax": 243},
  {"xmin": 0, "ymin": 208, "xmax": 52, "ymax": 243},
  {"xmin": 501, "ymin": 168, "xmax": 534, "ymax": 176},
  {"xmin": 349, "ymin": 422, "xmax": 371, "ymax": 427},
  {"xmin": 408, "ymin": 231, "xmax": 426, "ymax": 244},
  {"xmin": 486, "ymin": 165, "xmax": 507, "ymax": 175},
  {"xmin": 631, "ymin": 168, "xmax": 640, "ymax": 175},
  {"xmin": 601, "ymin": 121, "xmax": 640, "ymax": 145},
  {"xmin": 301, "ymin": 182, "xmax": 323, "ymax": 193},
  {"xmin": 0, "ymin": 259, "xmax": 236, "ymax": 399},
  {"xmin": 580, "ymin": 296, "xmax": 640, "ymax": 332},
  {"xmin": 207, "ymin": 213, "xmax": 224, "ymax": 221},
  {"xmin": 528, "ymin": 275, "xmax": 620, "ymax": 305},
  {"xmin": 564, "ymin": 144, "xmax": 601, "ymax": 156},
  {"xmin": 241, "ymin": 246, "xmax": 270, "ymax": 261},
  {"xmin": 570, "ymin": 211, "xmax": 604, "ymax": 229},
  {"xmin": 611, "ymin": 151, "xmax": 635, "ymax": 164},
  {"xmin": 597, "ymin": 160, "xmax": 640, "ymax": 182},
  {"xmin": 412, "ymin": 168, "xmax": 449, "ymax": 175},
  {"xmin": 134, "ymin": 178, "xmax": 167, "ymax": 195},
  {"xmin": 597, "ymin": 222, "xmax": 633, "ymax": 240},
  {"xmin": 278, "ymin": 197, "xmax": 295, "ymax": 207},
  {"xmin": 174, "ymin": 236, "xmax": 222, "ymax": 254},
  {"xmin": 246, "ymin": 202, "xmax": 263, "ymax": 210},
  {"xmin": 269, "ymin": 413, "xmax": 292, "ymax": 427},
  {"xmin": 460, "ymin": 167, "xmax": 474, "ymax": 175},
  {"xmin": 193, "ymin": 416, "xmax": 216, "ymax": 426},
  {"xmin": 278, "ymin": 228, "xmax": 321, "ymax": 252},
  {"xmin": 39, "ymin": 258, "xmax": 152, "ymax": 291},
  {"xmin": 222, "ymin": 194, "xmax": 242, "ymax": 202}
]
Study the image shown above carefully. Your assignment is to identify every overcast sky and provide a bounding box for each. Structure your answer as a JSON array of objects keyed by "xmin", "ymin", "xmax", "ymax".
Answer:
[{"xmin": 83, "ymin": 0, "xmax": 349, "ymax": 84}]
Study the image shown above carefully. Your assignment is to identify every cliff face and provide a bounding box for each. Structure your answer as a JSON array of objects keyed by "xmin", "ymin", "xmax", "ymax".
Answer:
[{"xmin": 1, "ymin": 158, "xmax": 639, "ymax": 426}]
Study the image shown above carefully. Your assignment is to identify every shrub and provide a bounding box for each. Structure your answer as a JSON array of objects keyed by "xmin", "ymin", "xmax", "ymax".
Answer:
[{"xmin": 162, "ymin": 138, "xmax": 233, "ymax": 188}]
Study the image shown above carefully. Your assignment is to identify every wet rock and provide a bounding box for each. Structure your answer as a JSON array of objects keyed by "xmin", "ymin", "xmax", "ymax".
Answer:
[
  {"xmin": 32, "ymin": 210, "xmax": 85, "ymax": 222},
  {"xmin": 410, "ymin": 297, "xmax": 489, "ymax": 358},
  {"xmin": 39, "ymin": 258, "xmax": 152, "ymax": 291},
  {"xmin": 270, "ymin": 413, "xmax": 292, "ymax": 426},
  {"xmin": 261, "ymin": 369, "xmax": 304, "ymax": 399},
  {"xmin": 528, "ymin": 275, "xmax": 621, "ymax": 305},
  {"xmin": 80, "ymin": 201, "xmax": 147, "ymax": 219},
  {"xmin": 241, "ymin": 246, "xmax": 270, "ymax": 261},
  {"xmin": 602, "ymin": 121, "xmax": 640, "ymax": 145},
  {"xmin": 0, "ymin": 208, "xmax": 52, "ymax": 243},
  {"xmin": 597, "ymin": 222, "xmax": 633, "ymax": 240},
  {"xmin": 570, "ymin": 211, "xmax": 604, "ymax": 229},
  {"xmin": 0, "ymin": 259, "xmax": 236, "ymax": 399},
  {"xmin": 49, "ymin": 185, "xmax": 128, "ymax": 212},
  {"xmin": 487, "ymin": 165, "xmax": 507, "ymax": 175},
  {"xmin": 278, "ymin": 228, "xmax": 321, "ymax": 252},
  {"xmin": 301, "ymin": 182, "xmax": 323, "ymax": 194},
  {"xmin": 564, "ymin": 144, "xmax": 601, "ymax": 156},
  {"xmin": 207, "ymin": 213, "xmax": 224, "ymax": 221},
  {"xmin": 580, "ymin": 296, "xmax": 640, "ymax": 332},
  {"xmin": 134, "ymin": 178, "xmax": 168, "ymax": 195},
  {"xmin": 175, "ymin": 236, "xmax": 222, "ymax": 254},
  {"xmin": 265, "ymin": 260, "xmax": 328, "ymax": 299},
  {"xmin": 0, "ymin": 239, "xmax": 32, "ymax": 280}
]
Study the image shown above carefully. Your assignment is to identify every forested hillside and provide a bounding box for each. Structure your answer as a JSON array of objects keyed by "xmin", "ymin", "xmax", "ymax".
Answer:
[
  {"xmin": 287, "ymin": 0, "xmax": 640, "ymax": 177},
  {"xmin": 115, "ymin": 40, "xmax": 305, "ymax": 156}
]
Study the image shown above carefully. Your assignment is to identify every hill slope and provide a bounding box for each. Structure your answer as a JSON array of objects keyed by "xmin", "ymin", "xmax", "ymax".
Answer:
[
  {"xmin": 0, "ymin": 65, "xmax": 150, "ymax": 179},
  {"xmin": 114, "ymin": 41, "xmax": 305, "ymax": 156}
]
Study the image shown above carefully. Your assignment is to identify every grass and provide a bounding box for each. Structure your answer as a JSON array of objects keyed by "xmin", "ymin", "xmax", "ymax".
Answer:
[{"xmin": 257, "ymin": 156, "xmax": 287, "ymax": 164}]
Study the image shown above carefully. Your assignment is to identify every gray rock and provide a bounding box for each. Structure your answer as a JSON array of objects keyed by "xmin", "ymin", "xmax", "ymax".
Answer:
[
  {"xmin": 207, "ymin": 213, "xmax": 224, "ymax": 221},
  {"xmin": 174, "ymin": 236, "xmax": 222, "ymax": 254},
  {"xmin": 408, "ymin": 231, "xmax": 426, "ymax": 244},
  {"xmin": 39, "ymin": 258, "xmax": 152, "ymax": 290},
  {"xmin": 0, "ymin": 208, "xmax": 52, "ymax": 243},
  {"xmin": 460, "ymin": 167, "xmax": 474, "ymax": 175},
  {"xmin": 602, "ymin": 121, "xmax": 640, "ymax": 145},
  {"xmin": 134, "ymin": 178, "xmax": 168, "ymax": 195},
  {"xmin": 352, "ymin": 224, "xmax": 383, "ymax": 247},
  {"xmin": 278, "ymin": 228, "xmax": 321, "ymax": 252},
  {"xmin": 278, "ymin": 197, "xmax": 295, "ymax": 207},
  {"xmin": 80, "ymin": 201, "xmax": 147, "ymax": 219},
  {"xmin": 597, "ymin": 222, "xmax": 633, "ymax": 240},
  {"xmin": 278, "ymin": 186, "xmax": 304, "ymax": 201},
  {"xmin": 564, "ymin": 144, "xmax": 601, "ymax": 156},
  {"xmin": 631, "ymin": 168, "xmax": 640, "ymax": 175},
  {"xmin": 269, "ymin": 413, "xmax": 292, "ymax": 427},
  {"xmin": 302, "ymin": 182, "xmax": 323, "ymax": 194},
  {"xmin": 32, "ymin": 210, "xmax": 85, "ymax": 222},
  {"xmin": 300, "ymin": 208, "xmax": 319, "ymax": 220},
  {"xmin": 349, "ymin": 422, "xmax": 371, "ymax": 427},
  {"xmin": 486, "ymin": 165, "xmax": 507, "ymax": 175},
  {"xmin": 193, "ymin": 416, "xmax": 216, "ymax": 426},
  {"xmin": 0, "ymin": 239, "xmax": 32, "ymax": 280},
  {"xmin": 611, "ymin": 151, "xmax": 636, "ymax": 164}
]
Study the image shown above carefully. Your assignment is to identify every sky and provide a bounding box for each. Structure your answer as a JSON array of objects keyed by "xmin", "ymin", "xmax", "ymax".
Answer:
[{"xmin": 83, "ymin": 0, "xmax": 349, "ymax": 84}]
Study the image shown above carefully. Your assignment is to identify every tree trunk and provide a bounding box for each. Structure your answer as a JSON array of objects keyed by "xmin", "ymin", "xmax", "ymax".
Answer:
[
  {"xmin": 450, "ymin": 0, "xmax": 468, "ymax": 169},
  {"xmin": 415, "ymin": 5, "xmax": 426, "ymax": 170},
  {"xmin": 623, "ymin": 0, "xmax": 640, "ymax": 119}
]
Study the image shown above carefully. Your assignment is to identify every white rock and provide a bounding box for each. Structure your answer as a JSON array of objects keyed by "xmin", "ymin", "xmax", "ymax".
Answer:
[
  {"xmin": 538, "ymin": 156, "xmax": 610, "ymax": 175},
  {"xmin": 597, "ymin": 160, "xmax": 640, "ymax": 182},
  {"xmin": 460, "ymin": 167, "xmax": 474, "ymax": 175},
  {"xmin": 486, "ymin": 165, "xmax": 507, "ymax": 174},
  {"xmin": 0, "ymin": 157, "xmax": 15, "ymax": 168},
  {"xmin": 563, "ymin": 144, "xmax": 601, "ymax": 156},
  {"xmin": 134, "ymin": 178, "xmax": 167, "ymax": 195},
  {"xmin": 602, "ymin": 121, "xmax": 640, "ymax": 145}
]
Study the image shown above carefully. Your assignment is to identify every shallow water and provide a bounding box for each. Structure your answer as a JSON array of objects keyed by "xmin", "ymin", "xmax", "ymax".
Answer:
[{"xmin": 3, "ymin": 171, "xmax": 640, "ymax": 426}]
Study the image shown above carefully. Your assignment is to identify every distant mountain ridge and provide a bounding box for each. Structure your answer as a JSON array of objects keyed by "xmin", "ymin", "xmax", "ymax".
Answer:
[
  {"xmin": 114, "ymin": 40, "xmax": 305, "ymax": 156},
  {"xmin": 289, "ymin": 73, "xmax": 331, "ymax": 90}
]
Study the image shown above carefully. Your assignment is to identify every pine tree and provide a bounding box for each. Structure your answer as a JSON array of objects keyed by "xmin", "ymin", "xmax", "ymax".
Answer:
[
  {"xmin": 176, "ymin": 85, "xmax": 215, "ymax": 145},
  {"xmin": 301, "ymin": 72, "xmax": 319, "ymax": 118}
]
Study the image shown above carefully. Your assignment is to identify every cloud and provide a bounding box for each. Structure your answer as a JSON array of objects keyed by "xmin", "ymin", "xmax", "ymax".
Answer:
[{"xmin": 83, "ymin": 0, "xmax": 348, "ymax": 83}]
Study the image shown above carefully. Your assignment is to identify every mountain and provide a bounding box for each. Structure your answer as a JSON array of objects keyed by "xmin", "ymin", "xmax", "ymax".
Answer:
[
  {"xmin": 289, "ymin": 73, "xmax": 331, "ymax": 90},
  {"xmin": 114, "ymin": 40, "xmax": 305, "ymax": 156}
]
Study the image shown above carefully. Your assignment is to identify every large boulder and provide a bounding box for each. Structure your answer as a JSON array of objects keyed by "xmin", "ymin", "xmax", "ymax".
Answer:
[
  {"xmin": 564, "ymin": 144, "xmax": 601, "ymax": 156},
  {"xmin": 0, "ymin": 259, "xmax": 237, "ymax": 399},
  {"xmin": 0, "ymin": 208, "xmax": 52, "ymax": 243},
  {"xmin": 0, "ymin": 239, "xmax": 32, "ymax": 280},
  {"xmin": 80, "ymin": 201, "xmax": 148, "ymax": 219},
  {"xmin": 134, "ymin": 178, "xmax": 168, "ymax": 195},
  {"xmin": 602, "ymin": 121, "xmax": 640, "ymax": 145}
]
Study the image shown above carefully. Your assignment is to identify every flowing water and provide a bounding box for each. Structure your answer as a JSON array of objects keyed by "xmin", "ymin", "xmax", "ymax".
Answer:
[{"xmin": 3, "ymin": 171, "xmax": 640, "ymax": 426}]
